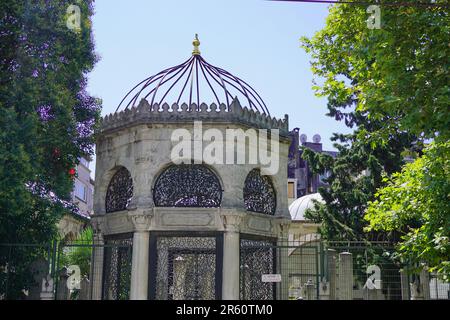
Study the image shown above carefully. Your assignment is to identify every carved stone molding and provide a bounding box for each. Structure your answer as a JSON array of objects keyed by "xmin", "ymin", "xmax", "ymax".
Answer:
[
  {"xmin": 90, "ymin": 215, "xmax": 107, "ymax": 238},
  {"xmin": 220, "ymin": 212, "xmax": 245, "ymax": 233},
  {"xmin": 100, "ymin": 100, "xmax": 289, "ymax": 136},
  {"xmin": 275, "ymin": 218, "xmax": 291, "ymax": 238},
  {"xmin": 128, "ymin": 211, "xmax": 153, "ymax": 232},
  {"xmin": 57, "ymin": 215, "xmax": 84, "ymax": 239},
  {"xmin": 247, "ymin": 216, "xmax": 272, "ymax": 233}
]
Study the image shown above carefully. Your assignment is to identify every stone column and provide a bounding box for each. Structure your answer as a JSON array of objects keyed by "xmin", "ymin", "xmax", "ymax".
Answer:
[
  {"xmin": 129, "ymin": 211, "xmax": 152, "ymax": 300},
  {"xmin": 327, "ymin": 249, "xmax": 337, "ymax": 300},
  {"xmin": 221, "ymin": 213, "xmax": 243, "ymax": 300},
  {"xmin": 338, "ymin": 252, "xmax": 353, "ymax": 300},
  {"xmin": 90, "ymin": 216, "xmax": 105, "ymax": 300}
]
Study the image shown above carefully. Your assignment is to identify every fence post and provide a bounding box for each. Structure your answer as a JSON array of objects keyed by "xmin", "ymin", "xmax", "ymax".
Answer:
[
  {"xmin": 338, "ymin": 252, "xmax": 353, "ymax": 300},
  {"xmin": 91, "ymin": 218, "xmax": 105, "ymax": 300},
  {"xmin": 327, "ymin": 249, "xmax": 337, "ymax": 300},
  {"xmin": 277, "ymin": 221, "xmax": 290, "ymax": 301}
]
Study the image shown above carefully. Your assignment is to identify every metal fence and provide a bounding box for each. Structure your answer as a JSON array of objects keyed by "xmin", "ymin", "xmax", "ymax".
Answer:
[
  {"xmin": 325, "ymin": 242, "xmax": 402, "ymax": 300},
  {"xmin": 0, "ymin": 240, "xmax": 448, "ymax": 300},
  {"xmin": 239, "ymin": 240, "xmax": 449, "ymax": 301},
  {"xmin": 0, "ymin": 239, "xmax": 133, "ymax": 300},
  {"xmin": 0, "ymin": 243, "xmax": 54, "ymax": 300}
]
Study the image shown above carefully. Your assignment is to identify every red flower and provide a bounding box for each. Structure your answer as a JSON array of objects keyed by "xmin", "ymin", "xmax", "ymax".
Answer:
[
  {"xmin": 53, "ymin": 148, "xmax": 60, "ymax": 158},
  {"xmin": 68, "ymin": 168, "xmax": 76, "ymax": 176}
]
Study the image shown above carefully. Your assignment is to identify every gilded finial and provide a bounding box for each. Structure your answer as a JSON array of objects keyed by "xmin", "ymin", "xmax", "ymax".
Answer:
[{"xmin": 192, "ymin": 34, "xmax": 200, "ymax": 55}]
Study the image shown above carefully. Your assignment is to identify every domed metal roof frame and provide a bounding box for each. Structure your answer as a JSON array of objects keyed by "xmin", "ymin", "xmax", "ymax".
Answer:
[{"xmin": 116, "ymin": 35, "xmax": 270, "ymax": 115}]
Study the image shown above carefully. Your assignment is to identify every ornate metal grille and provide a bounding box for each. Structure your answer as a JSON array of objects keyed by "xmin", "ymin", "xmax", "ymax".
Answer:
[
  {"xmin": 153, "ymin": 236, "xmax": 217, "ymax": 300},
  {"xmin": 102, "ymin": 236, "xmax": 133, "ymax": 300},
  {"xmin": 243, "ymin": 169, "xmax": 276, "ymax": 215},
  {"xmin": 153, "ymin": 164, "xmax": 222, "ymax": 207},
  {"xmin": 105, "ymin": 167, "xmax": 133, "ymax": 213},
  {"xmin": 240, "ymin": 239, "xmax": 276, "ymax": 300}
]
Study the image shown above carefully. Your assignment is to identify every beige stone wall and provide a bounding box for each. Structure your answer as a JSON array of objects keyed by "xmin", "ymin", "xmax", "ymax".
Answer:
[
  {"xmin": 94, "ymin": 120, "xmax": 291, "ymax": 236},
  {"xmin": 289, "ymin": 221, "xmax": 320, "ymax": 241},
  {"xmin": 92, "ymin": 94, "xmax": 292, "ymax": 300}
]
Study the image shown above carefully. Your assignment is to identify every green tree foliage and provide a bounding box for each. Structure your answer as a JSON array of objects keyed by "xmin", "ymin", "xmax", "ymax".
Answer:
[
  {"xmin": 302, "ymin": 1, "xmax": 449, "ymax": 145},
  {"xmin": 300, "ymin": 1, "xmax": 449, "ymax": 275},
  {"xmin": 301, "ymin": 132, "xmax": 411, "ymax": 241},
  {"xmin": 365, "ymin": 141, "xmax": 450, "ymax": 280},
  {"xmin": 0, "ymin": 1, "xmax": 100, "ymax": 298},
  {"xmin": 298, "ymin": 1, "xmax": 445, "ymax": 241}
]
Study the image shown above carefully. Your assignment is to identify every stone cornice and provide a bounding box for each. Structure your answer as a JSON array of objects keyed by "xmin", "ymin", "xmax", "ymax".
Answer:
[{"xmin": 99, "ymin": 99, "xmax": 289, "ymax": 136}]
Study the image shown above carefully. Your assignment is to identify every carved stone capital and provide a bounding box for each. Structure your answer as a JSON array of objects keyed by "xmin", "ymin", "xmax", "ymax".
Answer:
[
  {"xmin": 221, "ymin": 212, "xmax": 245, "ymax": 233},
  {"xmin": 90, "ymin": 215, "xmax": 107, "ymax": 238},
  {"xmin": 128, "ymin": 211, "xmax": 153, "ymax": 232},
  {"xmin": 275, "ymin": 218, "xmax": 291, "ymax": 238}
]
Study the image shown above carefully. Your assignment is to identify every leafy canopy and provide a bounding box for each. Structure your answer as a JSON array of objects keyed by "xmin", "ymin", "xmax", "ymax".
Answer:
[
  {"xmin": 0, "ymin": 0, "xmax": 100, "ymax": 298},
  {"xmin": 300, "ymin": 1, "xmax": 449, "ymax": 276},
  {"xmin": 365, "ymin": 141, "xmax": 450, "ymax": 280}
]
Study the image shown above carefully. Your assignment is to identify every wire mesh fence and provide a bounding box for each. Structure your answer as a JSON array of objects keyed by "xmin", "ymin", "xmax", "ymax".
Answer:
[
  {"xmin": 0, "ymin": 243, "xmax": 54, "ymax": 300},
  {"xmin": 326, "ymin": 242, "xmax": 402, "ymax": 300},
  {"xmin": 0, "ymin": 239, "xmax": 133, "ymax": 300},
  {"xmin": 241, "ymin": 240, "xmax": 449, "ymax": 301},
  {"xmin": 0, "ymin": 239, "xmax": 448, "ymax": 300}
]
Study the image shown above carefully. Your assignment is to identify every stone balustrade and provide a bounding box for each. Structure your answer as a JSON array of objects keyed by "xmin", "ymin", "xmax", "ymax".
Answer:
[{"xmin": 100, "ymin": 98, "xmax": 289, "ymax": 135}]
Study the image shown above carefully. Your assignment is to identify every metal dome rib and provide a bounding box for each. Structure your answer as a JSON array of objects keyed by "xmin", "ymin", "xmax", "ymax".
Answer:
[{"xmin": 116, "ymin": 35, "xmax": 269, "ymax": 115}]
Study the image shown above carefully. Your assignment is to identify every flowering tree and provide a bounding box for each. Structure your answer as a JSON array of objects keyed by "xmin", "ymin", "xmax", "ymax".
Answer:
[{"xmin": 0, "ymin": 1, "xmax": 100, "ymax": 298}]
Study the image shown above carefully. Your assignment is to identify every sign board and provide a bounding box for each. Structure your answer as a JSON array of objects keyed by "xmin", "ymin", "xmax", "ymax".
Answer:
[{"xmin": 261, "ymin": 274, "xmax": 282, "ymax": 283}]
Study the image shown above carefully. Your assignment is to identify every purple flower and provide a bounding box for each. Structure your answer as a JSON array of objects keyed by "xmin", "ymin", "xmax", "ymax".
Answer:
[
  {"xmin": 37, "ymin": 105, "xmax": 53, "ymax": 121},
  {"xmin": 9, "ymin": 60, "xmax": 19, "ymax": 72},
  {"xmin": 32, "ymin": 69, "xmax": 39, "ymax": 78},
  {"xmin": 76, "ymin": 118, "xmax": 95, "ymax": 138}
]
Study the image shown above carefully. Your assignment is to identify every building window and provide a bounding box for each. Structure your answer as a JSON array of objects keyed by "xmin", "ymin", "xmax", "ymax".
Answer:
[
  {"xmin": 287, "ymin": 180, "xmax": 297, "ymax": 199},
  {"xmin": 153, "ymin": 164, "xmax": 222, "ymax": 207},
  {"xmin": 105, "ymin": 167, "xmax": 134, "ymax": 213},
  {"xmin": 74, "ymin": 180, "xmax": 87, "ymax": 202},
  {"xmin": 243, "ymin": 169, "xmax": 276, "ymax": 215},
  {"xmin": 79, "ymin": 157, "xmax": 89, "ymax": 168}
]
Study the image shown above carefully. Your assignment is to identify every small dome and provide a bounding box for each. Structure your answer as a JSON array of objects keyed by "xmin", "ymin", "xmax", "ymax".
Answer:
[
  {"xmin": 289, "ymin": 193, "xmax": 324, "ymax": 221},
  {"xmin": 117, "ymin": 34, "xmax": 269, "ymax": 115}
]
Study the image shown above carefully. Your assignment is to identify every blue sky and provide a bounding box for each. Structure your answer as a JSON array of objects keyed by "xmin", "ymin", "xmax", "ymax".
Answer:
[{"xmin": 87, "ymin": 0, "xmax": 353, "ymax": 164}]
